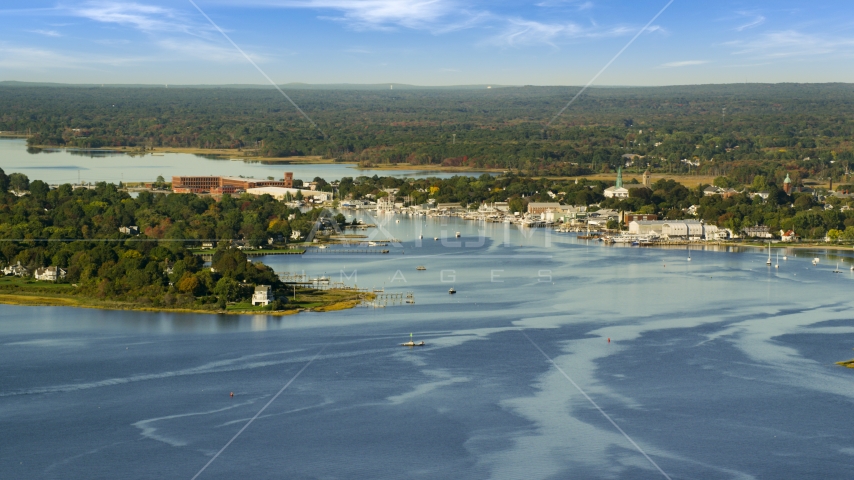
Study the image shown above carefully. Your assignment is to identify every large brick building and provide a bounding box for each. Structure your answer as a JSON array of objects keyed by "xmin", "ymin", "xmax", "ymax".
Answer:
[{"xmin": 172, "ymin": 172, "xmax": 294, "ymax": 194}]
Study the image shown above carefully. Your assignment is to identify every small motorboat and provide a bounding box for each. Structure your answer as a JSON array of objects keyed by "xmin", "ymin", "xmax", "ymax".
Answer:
[
  {"xmin": 449, "ymin": 288, "xmax": 456, "ymax": 294},
  {"xmin": 455, "ymin": 232, "xmax": 461, "ymax": 238},
  {"xmin": 416, "ymin": 266, "xmax": 426, "ymax": 271},
  {"xmin": 401, "ymin": 333, "xmax": 424, "ymax": 347},
  {"xmin": 434, "ymin": 237, "xmax": 438, "ymax": 241}
]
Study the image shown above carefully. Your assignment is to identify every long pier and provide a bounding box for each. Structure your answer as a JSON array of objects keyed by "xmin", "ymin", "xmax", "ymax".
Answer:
[{"xmin": 307, "ymin": 249, "xmax": 390, "ymax": 254}]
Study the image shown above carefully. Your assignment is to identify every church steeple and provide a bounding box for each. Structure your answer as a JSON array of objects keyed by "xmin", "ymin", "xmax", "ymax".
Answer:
[{"xmin": 616, "ymin": 166, "xmax": 623, "ymax": 189}]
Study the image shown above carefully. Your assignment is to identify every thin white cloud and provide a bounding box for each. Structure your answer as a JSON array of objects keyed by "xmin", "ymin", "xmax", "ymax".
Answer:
[
  {"xmin": 659, "ymin": 60, "xmax": 709, "ymax": 68},
  {"xmin": 736, "ymin": 14, "xmax": 765, "ymax": 32},
  {"xmin": 484, "ymin": 18, "xmax": 644, "ymax": 48},
  {"xmin": 726, "ymin": 30, "xmax": 854, "ymax": 58},
  {"xmin": 535, "ymin": 0, "xmax": 594, "ymax": 10},
  {"xmin": 69, "ymin": 1, "xmax": 198, "ymax": 35},
  {"xmin": 29, "ymin": 29, "xmax": 62, "ymax": 37},
  {"xmin": 63, "ymin": 2, "xmax": 270, "ymax": 65},
  {"xmin": 0, "ymin": 42, "xmax": 149, "ymax": 70},
  {"xmin": 231, "ymin": 0, "xmax": 457, "ymax": 31}
]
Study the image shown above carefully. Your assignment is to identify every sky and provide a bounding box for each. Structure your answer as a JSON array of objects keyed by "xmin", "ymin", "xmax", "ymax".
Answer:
[{"xmin": 1, "ymin": 1, "xmax": 852, "ymax": 86}]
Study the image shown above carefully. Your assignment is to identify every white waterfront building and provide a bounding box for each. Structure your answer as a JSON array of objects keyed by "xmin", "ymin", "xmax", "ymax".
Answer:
[
  {"xmin": 629, "ymin": 220, "xmax": 718, "ymax": 240},
  {"xmin": 245, "ymin": 187, "xmax": 333, "ymax": 202}
]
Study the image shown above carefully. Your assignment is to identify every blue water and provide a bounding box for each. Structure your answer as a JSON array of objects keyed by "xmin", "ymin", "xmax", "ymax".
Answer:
[
  {"xmin": 0, "ymin": 139, "xmax": 486, "ymax": 184},
  {"xmin": 3, "ymin": 217, "xmax": 854, "ymax": 479}
]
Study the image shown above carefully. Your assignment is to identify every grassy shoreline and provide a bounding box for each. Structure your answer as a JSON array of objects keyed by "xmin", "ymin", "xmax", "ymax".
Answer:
[{"xmin": 0, "ymin": 278, "xmax": 371, "ymax": 316}]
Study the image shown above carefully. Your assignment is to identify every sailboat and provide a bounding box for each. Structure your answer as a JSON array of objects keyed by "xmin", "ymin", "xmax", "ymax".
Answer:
[
  {"xmin": 834, "ymin": 263, "xmax": 842, "ymax": 274},
  {"xmin": 687, "ymin": 242, "xmax": 691, "ymax": 261},
  {"xmin": 401, "ymin": 332, "xmax": 425, "ymax": 347},
  {"xmin": 766, "ymin": 242, "xmax": 772, "ymax": 266},
  {"xmin": 775, "ymin": 252, "xmax": 779, "ymax": 269}
]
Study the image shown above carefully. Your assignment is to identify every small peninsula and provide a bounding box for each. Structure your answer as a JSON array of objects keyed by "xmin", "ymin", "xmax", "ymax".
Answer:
[{"xmin": 0, "ymin": 169, "xmax": 364, "ymax": 315}]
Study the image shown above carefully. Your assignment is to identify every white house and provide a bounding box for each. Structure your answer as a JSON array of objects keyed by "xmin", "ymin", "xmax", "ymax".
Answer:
[
  {"xmin": 780, "ymin": 229, "xmax": 799, "ymax": 242},
  {"xmin": 2, "ymin": 262, "xmax": 29, "ymax": 277},
  {"xmin": 34, "ymin": 266, "xmax": 66, "ymax": 282},
  {"xmin": 252, "ymin": 285, "xmax": 272, "ymax": 306}
]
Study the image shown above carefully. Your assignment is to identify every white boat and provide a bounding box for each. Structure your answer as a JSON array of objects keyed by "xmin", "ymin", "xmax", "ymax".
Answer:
[
  {"xmin": 775, "ymin": 252, "xmax": 779, "ymax": 269},
  {"xmin": 766, "ymin": 242, "xmax": 772, "ymax": 266},
  {"xmin": 834, "ymin": 263, "xmax": 842, "ymax": 273},
  {"xmin": 368, "ymin": 241, "xmax": 378, "ymax": 247},
  {"xmin": 455, "ymin": 232, "xmax": 461, "ymax": 238},
  {"xmin": 813, "ymin": 258, "xmax": 820, "ymax": 265},
  {"xmin": 434, "ymin": 237, "xmax": 438, "ymax": 241},
  {"xmin": 317, "ymin": 244, "xmax": 328, "ymax": 249},
  {"xmin": 416, "ymin": 265, "xmax": 426, "ymax": 271},
  {"xmin": 401, "ymin": 333, "xmax": 424, "ymax": 347},
  {"xmin": 449, "ymin": 288, "xmax": 456, "ymax": 294}
]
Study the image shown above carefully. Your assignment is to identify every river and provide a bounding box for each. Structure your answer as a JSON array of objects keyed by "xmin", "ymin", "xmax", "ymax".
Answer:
[
  {"xmin": 0, "ymin": 139, "xmax": 486, "ymax": 184},
  {"xmin": 3, "ymin": 209, "xmax": 854, "ymax": 478}
]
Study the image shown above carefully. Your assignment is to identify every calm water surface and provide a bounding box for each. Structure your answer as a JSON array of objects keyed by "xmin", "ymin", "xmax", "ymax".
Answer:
[
  {"xmin": 3, "ymin": 216, "xmax": 854, "ymax": 479},
  {"xmin": 0, "ymin": 139, "xmax": 485, "ymax": 184}
]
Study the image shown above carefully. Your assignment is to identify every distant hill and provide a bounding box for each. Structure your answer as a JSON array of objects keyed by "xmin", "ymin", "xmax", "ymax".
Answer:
[{"xmin": 0, "ymin": 81, "xmax": 515, "ymax": 90}]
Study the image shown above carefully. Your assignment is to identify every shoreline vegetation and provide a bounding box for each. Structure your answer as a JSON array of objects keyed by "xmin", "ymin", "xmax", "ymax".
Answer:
[
  {"xmin": 0, "ymin": 277, "xmax": 374, "ymax": 315},
  {"xmin": 0, "ymin": 170, "xmax": 377, "ymax": 317},
  {"xmin": 837, "ymin": 354, "xmax": 854, "ymax": 368}
]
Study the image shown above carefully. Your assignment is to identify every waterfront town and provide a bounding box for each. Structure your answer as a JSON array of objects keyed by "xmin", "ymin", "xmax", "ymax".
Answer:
[{"xmin": 149, "ymin": 166, "xmax": 854, "ymax": 247}]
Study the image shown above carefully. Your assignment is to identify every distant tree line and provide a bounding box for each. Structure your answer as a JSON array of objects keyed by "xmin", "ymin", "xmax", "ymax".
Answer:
[{"xmin": 6, "ymin": 83, "xmax": 854, "ymax": 180}]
